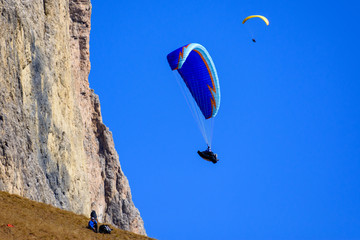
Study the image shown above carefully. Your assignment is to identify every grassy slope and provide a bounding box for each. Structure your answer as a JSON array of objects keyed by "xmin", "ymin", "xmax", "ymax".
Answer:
[{"xmin": 0, "ymin": 191, "xmax": 155, "ymax": 240}]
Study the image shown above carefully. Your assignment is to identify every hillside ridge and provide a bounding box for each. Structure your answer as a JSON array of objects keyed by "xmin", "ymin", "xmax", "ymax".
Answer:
[{"xmin": 0, "ymin": 191, "xmax": 154, "ymax": 240}]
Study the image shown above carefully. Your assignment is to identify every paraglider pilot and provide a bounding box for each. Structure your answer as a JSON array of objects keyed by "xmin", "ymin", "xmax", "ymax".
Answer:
[
  {"xmin": 198, "ymin": 145, "xmax": 219, "ymax": 164},
  {"xmin": 252, "ymin": 38, "xmax": 256, "ymax": 43}
]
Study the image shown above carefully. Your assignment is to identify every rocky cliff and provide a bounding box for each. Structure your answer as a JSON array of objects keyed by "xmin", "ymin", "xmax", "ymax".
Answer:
[{"xmin": 0, "ymin": 0, "xmax": 145, "ymax": 235}]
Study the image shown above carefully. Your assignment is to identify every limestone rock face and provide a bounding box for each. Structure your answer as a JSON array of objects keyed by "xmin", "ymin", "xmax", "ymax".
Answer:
[{"xmin": 0, "ymin": 0, "xmax": 145, "ymax": 235}]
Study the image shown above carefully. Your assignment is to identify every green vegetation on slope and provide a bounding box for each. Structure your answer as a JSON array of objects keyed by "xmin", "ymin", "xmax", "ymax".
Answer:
[{"xmin": 0, "ymin": 191, "xmax": 154, "ymax": 240}]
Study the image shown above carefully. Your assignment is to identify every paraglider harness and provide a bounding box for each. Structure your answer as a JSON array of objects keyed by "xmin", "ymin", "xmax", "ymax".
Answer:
[
  {"xmin": 99, "ymin": 224, "xmax": 112, "ymax": 234},
  {"xmin": 197, "ymin": 146, "xmax": 219, "ymax": 164}
]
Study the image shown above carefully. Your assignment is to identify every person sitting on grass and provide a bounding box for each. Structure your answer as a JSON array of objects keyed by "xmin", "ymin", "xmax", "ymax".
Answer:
[{"xmin": 88, "ymin": 217, "xmax": 98, "ymax": 233}]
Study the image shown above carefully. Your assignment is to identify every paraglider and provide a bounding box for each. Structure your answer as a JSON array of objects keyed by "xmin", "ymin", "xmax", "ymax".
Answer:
[
  {"xmin": 242, "ymin": 15, "xmax": 269, "ymax": 43},
  {"xmin": 167, "ymin": 43, "xmax": 220, "ymax": 163}
]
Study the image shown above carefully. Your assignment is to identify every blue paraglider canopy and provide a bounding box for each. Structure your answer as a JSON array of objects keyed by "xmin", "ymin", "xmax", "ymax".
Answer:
[{"xmin": 167, "ymin": 43, "xmax": 220, "ymax": 119}]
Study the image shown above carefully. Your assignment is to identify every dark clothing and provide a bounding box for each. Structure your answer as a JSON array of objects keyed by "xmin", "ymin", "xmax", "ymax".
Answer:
[
  {"xmin": 88, "ymin": 219, "xmax": 98, "ymax": 233},
  {"xmin": 90, "ymin": 210, "xmax": 98, "ymax": 221},
  {"xmin": 198, "ymin": 150, "xmax": 219, "ymax": 164},
  {"xmin": 99, "ymin": 224, "xmax": 112, "ymax": 234},
  {"xmin": 252, "ymin": 38, "xmax": 256, "ymax": 43}
]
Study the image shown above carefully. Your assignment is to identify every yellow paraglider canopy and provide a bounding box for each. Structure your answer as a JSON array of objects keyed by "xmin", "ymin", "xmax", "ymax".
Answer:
[{"xmin": 242, "ymin": 15, "xmax": 269, "ymax": 26}]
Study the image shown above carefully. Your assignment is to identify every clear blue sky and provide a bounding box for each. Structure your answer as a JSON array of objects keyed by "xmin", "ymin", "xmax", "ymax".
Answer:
[{"xmin": 89, "ymin": 1, "xmax": 360, "ymax": 239}]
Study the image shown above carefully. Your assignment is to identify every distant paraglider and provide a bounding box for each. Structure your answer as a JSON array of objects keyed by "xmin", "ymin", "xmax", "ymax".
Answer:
[
  {"xmin": 167, "ymin": 43, "xmax": 220, "ymax": 163},
  {"xmin": 242, "ymin": 15, "xmax": 269, "ymax": 43}
]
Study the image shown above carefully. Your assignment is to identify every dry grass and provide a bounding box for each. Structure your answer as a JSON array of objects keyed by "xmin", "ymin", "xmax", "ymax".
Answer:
[{"xmin": 0, "ymin": 191, "xmax": 155, "ymax": 240}]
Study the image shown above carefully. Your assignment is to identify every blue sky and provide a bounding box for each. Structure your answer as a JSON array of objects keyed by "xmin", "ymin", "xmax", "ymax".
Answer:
[{"xmin": 89, "ymin": 1, "xmax": 360, "ymax": 239}]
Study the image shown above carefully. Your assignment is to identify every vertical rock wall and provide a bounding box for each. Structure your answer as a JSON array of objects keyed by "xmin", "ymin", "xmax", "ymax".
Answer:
[{"xmin": 0, "ymin": 0, "xmax": 145, "ymax": 235}]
